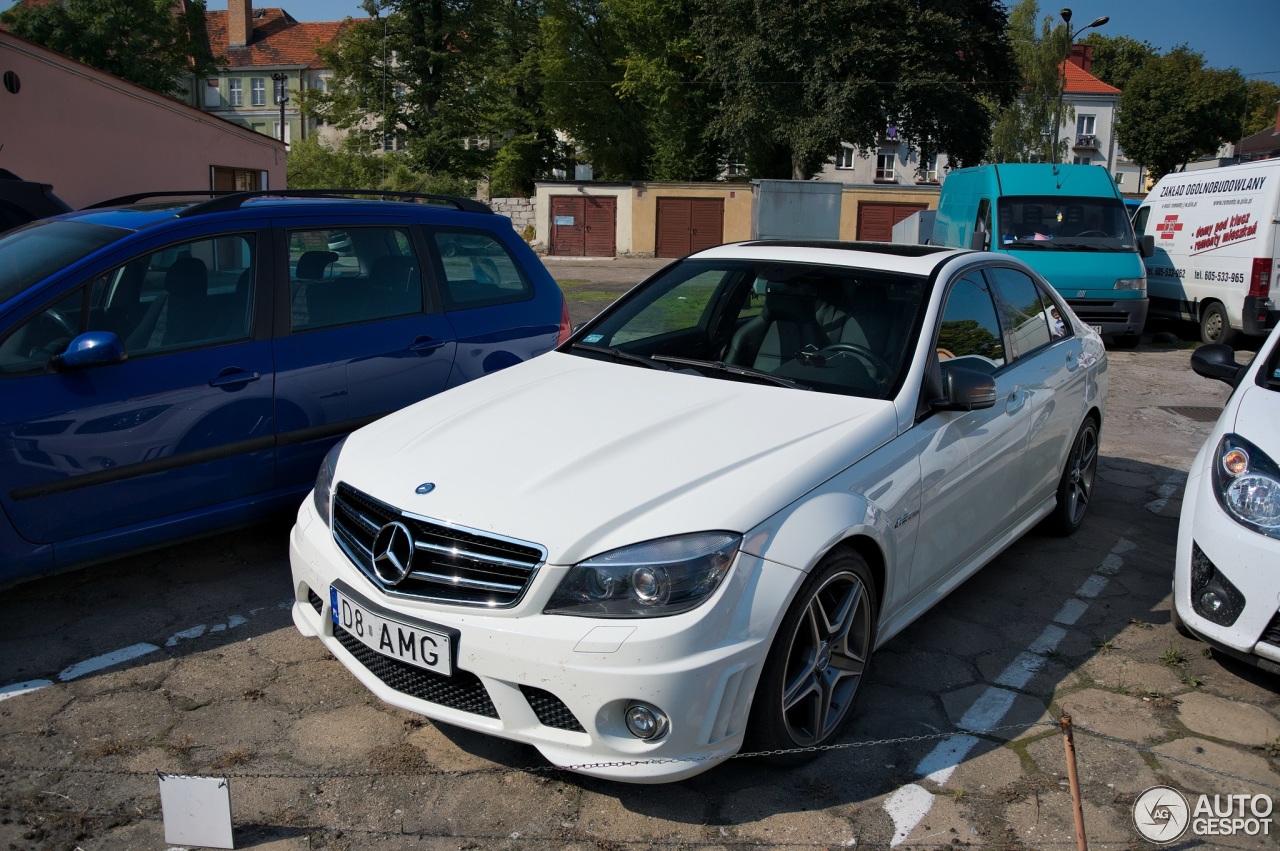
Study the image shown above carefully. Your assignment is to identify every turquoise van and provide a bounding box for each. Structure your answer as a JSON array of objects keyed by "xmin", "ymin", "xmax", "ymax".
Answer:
[{"xmin": 932, "ymin": 164, "xmax": 1151, "ymax": 347}]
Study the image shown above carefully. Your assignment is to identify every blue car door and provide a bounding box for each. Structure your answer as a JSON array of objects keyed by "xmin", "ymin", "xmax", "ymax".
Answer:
[
  {"xmin": 272, "ymin": 218, "xmax": 457, "ymax": 488},
  {"xmin": 0, "ymin": 228, "xmax": 274, "ymax": 564}
]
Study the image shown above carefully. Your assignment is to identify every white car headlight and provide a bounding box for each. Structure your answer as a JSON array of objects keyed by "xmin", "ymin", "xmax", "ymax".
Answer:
[
  {"xmin": 545, "ymin": 532, "xmax": 741, "ymax": 618},
  {"xmin": 1114, "ymin": 277, "xmax": 1145, "ymax": 291},
  {"xmin": 313, "ymin": 437, "xmax": 347, "ymax": 527},
  {"xmin": 1212, "ymin": 434, "xmax": 1280, "ymax": 538}
]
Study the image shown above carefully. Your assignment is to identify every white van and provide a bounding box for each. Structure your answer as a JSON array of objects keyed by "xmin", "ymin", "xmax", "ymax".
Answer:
[{"xmin": 1133, "ymin": 160, "xmax": 1279, "ymax": 344}]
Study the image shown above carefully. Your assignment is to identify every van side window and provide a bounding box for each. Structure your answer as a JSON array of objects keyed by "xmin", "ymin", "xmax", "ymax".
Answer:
[
  {"xmin": 973, "ymin": 199, "xmax": 992, "ymax": 250},
  {"xmin": 1132, "ymin": 206, "xmax": 1150, "ymax": 238}
]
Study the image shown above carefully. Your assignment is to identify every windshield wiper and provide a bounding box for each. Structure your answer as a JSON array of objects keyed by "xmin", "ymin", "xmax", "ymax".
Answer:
[
  {"xmin": 651, "ymin": 355, "xmax": 811, "ymax": 390},
  {"xmin": 568, "ymin": 343, "xmax": 672, "ymax": 370}
]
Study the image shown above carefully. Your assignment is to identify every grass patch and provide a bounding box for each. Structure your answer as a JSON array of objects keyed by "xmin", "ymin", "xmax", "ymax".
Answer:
[{"xmin": 555, "ymin": 279, "xmax": 622, "ymax": 302}]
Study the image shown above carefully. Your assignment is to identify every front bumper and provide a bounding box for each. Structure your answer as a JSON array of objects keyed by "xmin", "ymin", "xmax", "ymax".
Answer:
[
  {"xmin": 1174, "ymin": 460, "xmax": 1280, "ymax": 669},
  {"xmin": 1065, "ymin": 296, "xmax": 1148, "ymax": 338},
  {"xmin": 288, "ymin": 497, "xmax": 805, "ymax": 782}
]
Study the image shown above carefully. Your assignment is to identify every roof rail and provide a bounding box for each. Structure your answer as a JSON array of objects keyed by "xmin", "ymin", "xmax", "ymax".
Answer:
[{"xmin": 84, "ymin": 189, "xmax": 493, "ymax": 216}]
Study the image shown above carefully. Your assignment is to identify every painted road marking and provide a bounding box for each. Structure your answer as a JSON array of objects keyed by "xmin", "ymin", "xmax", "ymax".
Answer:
[
  {"xmin": 884, "ymin": 537, "xmax": 1133, "ymax": 846},
  {"xmin": 0, "ymin": 601, "xmax": 292, "ymax": 701}
]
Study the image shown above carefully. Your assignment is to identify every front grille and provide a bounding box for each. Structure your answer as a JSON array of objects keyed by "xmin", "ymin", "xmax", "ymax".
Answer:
[
  {"xmin": 521, "ymin": 686, "xmax": 586, "ymax": 732},
  {"xmin": 332, "ymin": 623, "xmax": 499, "ymax": 718},
  {"xmin": 332, "ymin": 483, "xmax": 545, "ymax": 607},
  {"xmin": 1067, "ymin": 300, "xmax": 1134, "ymax": 323},
  {"xmin": 1261, "ymin": 612, "xmax": 1280, "ymax": 647}
]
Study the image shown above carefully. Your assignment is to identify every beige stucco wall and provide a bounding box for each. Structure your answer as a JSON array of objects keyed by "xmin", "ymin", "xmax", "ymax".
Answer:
[
  {"xmin": 838, "ymin": 185, "xmax": 941, "ymax": 241},
  {"xmin": 631, "ymin": 182, "xmax": 753, "ymax": 255},
  {"xmin": 533, "ymin": 183, "xmax": 635, "ymax": 254},
  {"xmin": 1, "ymin": 31, "xmax": 286, "ymax": 208}
]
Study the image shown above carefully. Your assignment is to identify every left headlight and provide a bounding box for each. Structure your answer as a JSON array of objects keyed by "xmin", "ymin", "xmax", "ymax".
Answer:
[
  {"xmin": 1114, "ymin": 277, "xmax": 1145, "ymax": 291},
  {"xmin": 313, "ymin": 437, "xmax": 347, "ymax": 527},
  {"xmin": 1212, "ymin": 433, "xmax": 1280, "ymax": 539},
  {"xmin": 544, "ymin": 532, "xmax": 741, "ymax": 618}
]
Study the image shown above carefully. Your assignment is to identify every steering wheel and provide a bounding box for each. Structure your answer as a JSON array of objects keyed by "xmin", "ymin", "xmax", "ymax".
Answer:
[
  {"xmin": 815, "ymin": 343, "xmax": 892, "ymax": 380},
  {"xmin": 1076, "ymin": 230, "xmax": 1107, "ymax": 238},
  {"xmin": 25, "ymin": 308, "xmax": 77, "ymax": 359}
]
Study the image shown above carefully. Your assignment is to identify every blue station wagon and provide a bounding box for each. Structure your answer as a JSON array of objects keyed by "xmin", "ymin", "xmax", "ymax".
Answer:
[{"xmin": 0, "ymin": 190, "xmax": 569, "ymax": 585}]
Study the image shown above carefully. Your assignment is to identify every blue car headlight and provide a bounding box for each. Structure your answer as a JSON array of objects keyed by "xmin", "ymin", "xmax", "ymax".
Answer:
[
  {"xmin": 1212, "ymin": 434, "xmax": 1280, "ymax": 539},
  {"xmin": 545, "ymin": 532, "xmax": 741, "ymax": 618},
  {"xmin": 313, "ymin": 437, "xmax": 347, "ymax": 527}
]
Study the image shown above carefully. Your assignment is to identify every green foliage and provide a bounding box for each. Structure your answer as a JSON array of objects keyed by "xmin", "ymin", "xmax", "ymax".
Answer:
[
  {"xmin": 988, "ymin": 0, "xmax": 1071, "ymax": 164},
  {"xmin": 694, "ymin": 0, "xmax": 1017, "ymax": 179},
  {"xmin": 1, "ymin": 0, "xmax": 220, "ymax": 99},
  {"xmin": 286, "ymin": 136, "xmax": 472, "ymax": 196},
  {"xmin": 1081, "ymin": 32, "xmax": 1157, "ymax": 91},
  {"xmin": 1243, "ymin": 80, "xmax": 1280, "ymax": 137},
  {"xmin": 1116, "ymin": 46, "xmax": 1247, "ymax": 179}
]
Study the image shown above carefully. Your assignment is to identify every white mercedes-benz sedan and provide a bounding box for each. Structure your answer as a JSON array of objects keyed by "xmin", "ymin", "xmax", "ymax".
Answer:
[{"xmin": 288, "ymin": 241, "xmax": 1108, "ymax": 782}]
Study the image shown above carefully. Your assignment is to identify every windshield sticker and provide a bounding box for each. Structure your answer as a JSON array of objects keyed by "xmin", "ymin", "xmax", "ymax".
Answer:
[{"xmin": 583, "ymin": 334, "xmax": 604, "ymax": 344}]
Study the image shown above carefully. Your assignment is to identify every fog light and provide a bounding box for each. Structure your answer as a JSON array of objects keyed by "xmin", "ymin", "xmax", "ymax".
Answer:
[
  {"xmin": 624, "ymin": 702, "xmax": 670, "ymax": 740},
  {"xmin": 1199, "ymin": 590, "xmax": 1226, "ymax": 615},
  {"xmin": 1189, "ymin": 543, "xmax": 1246, "ymax": 626}
]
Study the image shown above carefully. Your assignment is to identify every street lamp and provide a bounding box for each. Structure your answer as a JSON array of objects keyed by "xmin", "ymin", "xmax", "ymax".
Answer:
[
  {"xmin": 1051, "ymin": 7, "xmax": 1108, "ymax": 164},
  {"xmin": 271, "ymin": 72, "xmax": 289, "ymax": 143}
]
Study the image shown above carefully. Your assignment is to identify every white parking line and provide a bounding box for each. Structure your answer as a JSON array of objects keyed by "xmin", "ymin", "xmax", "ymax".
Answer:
[
  {"xmin": 883, "ymin": 538, "xmax": 1133, "ymax": 845},
  {"xmin": 0, "ymin": 600, "xmax": 293, "ymax": 701}
]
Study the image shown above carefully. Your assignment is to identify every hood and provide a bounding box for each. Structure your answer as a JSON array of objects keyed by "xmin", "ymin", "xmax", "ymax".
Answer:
[{"xmin": 335, "ymin": 352, "xmax": 897, "ymax": 564}]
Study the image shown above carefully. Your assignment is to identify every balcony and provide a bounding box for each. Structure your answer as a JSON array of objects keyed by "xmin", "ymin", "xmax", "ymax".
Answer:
[{"xmin": 1074, "ymin": 134, "xmax": 1100, "ymax": 150}]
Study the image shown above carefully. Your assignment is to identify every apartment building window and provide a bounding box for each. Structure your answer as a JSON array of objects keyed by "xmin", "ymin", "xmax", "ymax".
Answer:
[
  {"xmin": 835, "ymin": 146, "xmax": 855, "ymax": 169},
  {"xmin": 274, "ymin": 122, "xmax": 291, "ymax": 144},
  {"xmin": 875, "ymin": 150, "xmax": 896, "ymax": 182},
  {"xmin": 919, "ymin": 153, "xmax": 939, "ymax": 183},
  {"xmin": 1072, "ymin": 155, "xmax": 1092, "ymax": 166},
  {"xmin": 251, "ymin": 78, "xmax": 266, "ymax": 107},
  {"xmin": 228, "ymin": 78, "xmax": 243, "ymax": 106},
  {"xmin": 1076, "ymin": 114, "xmax": 1096, "ymax": 136}
]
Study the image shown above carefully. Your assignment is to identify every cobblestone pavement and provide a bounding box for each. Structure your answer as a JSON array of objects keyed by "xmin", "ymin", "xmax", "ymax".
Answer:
[{"xmin": 0, "ymin": 261, "xmax": 1276, "ymax": 850}]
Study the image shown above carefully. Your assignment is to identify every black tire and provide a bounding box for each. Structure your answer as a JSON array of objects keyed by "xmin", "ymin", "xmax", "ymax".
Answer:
[
  {"xmin": 744, "ymin": 548, "xmax": 877, "ymax": 763},
  {"xmin": 1110, "ymin": 333, "xmax": 1141, "ymax": 349},
  {"xmin": 1200, "ymin": 302, "xmax": 1237, "ymax": 347},
  {"xmin": 1047, "ymin": 417, "xmax": 1100, "ymax": 536},
  {"xmin": 1170, "ymin": 600, "xmax": 1197, "ymax": 640}
]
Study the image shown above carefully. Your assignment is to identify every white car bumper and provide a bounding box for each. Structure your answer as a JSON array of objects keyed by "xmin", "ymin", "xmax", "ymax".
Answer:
[
  {"xmin": 1175, "ymin": 451, "xmax": 1280, "ymax": 667},
  {"xmin": 288, "ymin": 497, "xmax": 805, "ymax": 782}
]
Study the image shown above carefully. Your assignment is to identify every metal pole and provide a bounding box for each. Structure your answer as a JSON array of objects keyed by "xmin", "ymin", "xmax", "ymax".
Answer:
[
  {"xmin": 1060, "ymin": 714, "xmax": 1088, "ymax": 851},
  {"xmin": 1052, "ymin": 10, "xmax": 1108, "ymax": 165}
]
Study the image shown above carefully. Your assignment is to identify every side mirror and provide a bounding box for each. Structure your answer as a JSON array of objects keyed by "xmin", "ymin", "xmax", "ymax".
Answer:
[
  {"xmin": 933, "ymin": 364, "xmax": 997, "ymax": 411},
  {"xmin": 969, "ymin": 230, "xmax": 990, "ymax": 251},
  {"xmin": 1139, "ymin": 234, "xmax": 1155, "ymax": 258},
  {"xmin": 1190, "ymin": 343, "xmax": 1246, "ymax": 387},
  {"xmin": 52, "ymin": 331, "xmax": 127, "ymax": 370}
]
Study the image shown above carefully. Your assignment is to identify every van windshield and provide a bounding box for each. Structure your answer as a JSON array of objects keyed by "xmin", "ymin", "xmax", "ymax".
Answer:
[
  {"xmin": 997, "ymin": 195, "xmax": 1136, "ymax": 252},
  {"xmin": 0, "ymin": 220, "xmax": 128, "ymax": 304}
]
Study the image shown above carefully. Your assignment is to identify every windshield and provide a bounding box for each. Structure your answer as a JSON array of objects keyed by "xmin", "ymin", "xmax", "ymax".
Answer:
[
  {"xmin": 568, "ymin": 259, "xmax": 928, "ymax": 399},
  {"xmin": 997, "ymin": 195, "xmax": 1136, "ymax": 252},
  {"xmin": 0, "ymin": 220, "xmax": 128, "ymax": 304}
]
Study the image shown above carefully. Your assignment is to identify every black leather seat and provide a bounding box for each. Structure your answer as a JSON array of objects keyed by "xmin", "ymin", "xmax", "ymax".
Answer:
[
  {"xmin": 160, "ymin": 256, "xmax": 208, "ymax": 347},
  {"xmin": 724, "ymin": 282, "xmax": 826, "ymax": 371}
]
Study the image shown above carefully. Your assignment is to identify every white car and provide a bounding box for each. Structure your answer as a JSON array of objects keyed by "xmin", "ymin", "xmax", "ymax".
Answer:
[
  {"xmin": 288, "ymin": 241, "xmax": 1108, "ymax": 782},
  {"xmin": 1174, "ymin": 325, "xmax": 1280, "ymax": 672}
]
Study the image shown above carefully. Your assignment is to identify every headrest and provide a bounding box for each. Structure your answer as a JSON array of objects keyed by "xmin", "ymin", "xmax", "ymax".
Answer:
[
  {"xmin": 762, "ymin": 281, "xmax": 817, "ymax": 324},
  {"xmin": 164, "ymin": 256, "xmax": 207, "ymax": 297},
  {"xmin": 296, "ymin": 250, "xmax": 339, "ymax": 280}
]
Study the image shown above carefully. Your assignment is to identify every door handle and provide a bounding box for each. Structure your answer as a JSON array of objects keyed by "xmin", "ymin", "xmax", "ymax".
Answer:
[
  {"xmin": 409, "ymin": 336, "xmax": 446, "ymax": 355},
  {"xmin": 1006, "ymin": 389, "xmax": 1027, "ymax": 414},
  {"xmin": 208, "ymin": 368, "xmax": 261, "ymax": 388}
]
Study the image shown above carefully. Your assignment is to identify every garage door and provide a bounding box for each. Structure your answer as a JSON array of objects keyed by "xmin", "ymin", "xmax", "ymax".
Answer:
[
  {"xmin": 856, "ymin": 202, "xmax": 927, "ymax": 242},
  {"xmin": 550, "ymin": 196, "xmax": 617, "ymax": 257},
  {"xmin": 655, "ymin": 198, "xmax": 725, "ymax": 258}
]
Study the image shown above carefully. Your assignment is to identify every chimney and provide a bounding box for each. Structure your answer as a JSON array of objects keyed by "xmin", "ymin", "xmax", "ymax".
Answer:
[
  {"xmin": 1068, "ymin": 44, "xmax": 1093, "ymax": 72},
  {"xmin": 229, "ymin": 0, "xmax": 253, "ymax": 48}
]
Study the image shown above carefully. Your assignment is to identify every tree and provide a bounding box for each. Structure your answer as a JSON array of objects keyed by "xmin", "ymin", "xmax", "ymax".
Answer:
[
  {"xmin": 987, "ymin": 0, "xmax": 1069, "ymax": 164},
  {"xmin": 1080, "ymin": 32, "xmax": 1157, "ymax": 91},
  {"xmin": 1242, "ymin": 79, "xmax": 1280, "ymax": 137},
  {"xmin": 287, "ymin": 135, "xmax": 473, "ymax": 194},
  {"xmin": 0, "ymin": 0, "xmax": 219, "ymax": 99},
  {"xmin": 693, "ymin": 0, "xmax": 1017, "ymax": 180},
  {"xmin": 1116, "ymin": 46, "xmax": 1247, "ymax": 179}
]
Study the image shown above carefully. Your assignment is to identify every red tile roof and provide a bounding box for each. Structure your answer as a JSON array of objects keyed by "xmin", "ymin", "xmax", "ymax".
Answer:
[
  {"xmin": 205, "ymin": 7, "xmax": 365, "ymax": 70},
  {"xmin": 1062, "ymin": 61, "xmax": 1121, "ymax": 96}
]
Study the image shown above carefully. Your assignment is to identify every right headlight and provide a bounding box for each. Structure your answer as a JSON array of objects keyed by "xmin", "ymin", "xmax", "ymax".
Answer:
[
  {"xmin": 1211, "ymin": 433, "xmax": 1280, "ymax": 539},
  {"xmin": 312, "ymin": 437, "xmax": 347, "ymax": 527},
  {"xmin": 544, "ymin": 532, "xmax": 741, "ymax": 618},
  {"xmin": 1114, "ymin": 277, "xmax": 1145, "ymax": 291}
]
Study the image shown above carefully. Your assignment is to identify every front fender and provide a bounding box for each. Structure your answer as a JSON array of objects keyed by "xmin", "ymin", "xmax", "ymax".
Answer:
[{"xmin": 742, "ymin": 489, "xmax": 890, "ymax": 575}]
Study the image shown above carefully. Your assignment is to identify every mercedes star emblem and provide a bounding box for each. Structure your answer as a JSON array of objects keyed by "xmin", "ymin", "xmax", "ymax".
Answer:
[{"xmin": 371, "ymin": 521, "xmax": 415, "ymax": 586}]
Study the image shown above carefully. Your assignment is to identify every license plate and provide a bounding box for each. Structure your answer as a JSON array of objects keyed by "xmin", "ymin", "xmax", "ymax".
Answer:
[
  {"xmin": 1090, "ymin": 325, "xmax": 1103, "ymax": 335},
  {"xmin": 331, "ymin": 587, "xmax": 453, "ymax": 675}
]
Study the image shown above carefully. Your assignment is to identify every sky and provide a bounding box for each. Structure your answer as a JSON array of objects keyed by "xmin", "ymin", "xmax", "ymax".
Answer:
[{"xmin": 2, "ymin": 0, "xmax": 1277, "ymax": 81}]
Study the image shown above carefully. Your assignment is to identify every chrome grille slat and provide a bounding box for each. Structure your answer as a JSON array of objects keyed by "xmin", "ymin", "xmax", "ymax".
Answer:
[{"xmin": 332, "ymin": 483, "xmax": 545, "ymax": 607}]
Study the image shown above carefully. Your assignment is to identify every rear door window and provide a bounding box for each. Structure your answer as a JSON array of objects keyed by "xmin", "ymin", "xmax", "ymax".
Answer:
[
  {"xmin": 288, "ymin": 227, "xmax": 424, "ymax": 332},
  {"xmin": 429, "ymin": 229, "xmax": 532, "ymax": 309}
]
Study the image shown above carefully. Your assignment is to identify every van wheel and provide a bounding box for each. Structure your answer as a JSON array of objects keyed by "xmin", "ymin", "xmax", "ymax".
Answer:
[
  {"xmin": 1200, "ymin": 303, "xmax": 1237, "ymax": 346},
  {"xmin": 745, "ymin": 549, "xmax": 877, "ymax": 764}
]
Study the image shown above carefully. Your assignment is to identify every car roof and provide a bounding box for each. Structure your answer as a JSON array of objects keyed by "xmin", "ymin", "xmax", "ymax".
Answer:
[{"xmin": 687, "ymin": 240, "xmax": 970, "ymax": 276}]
